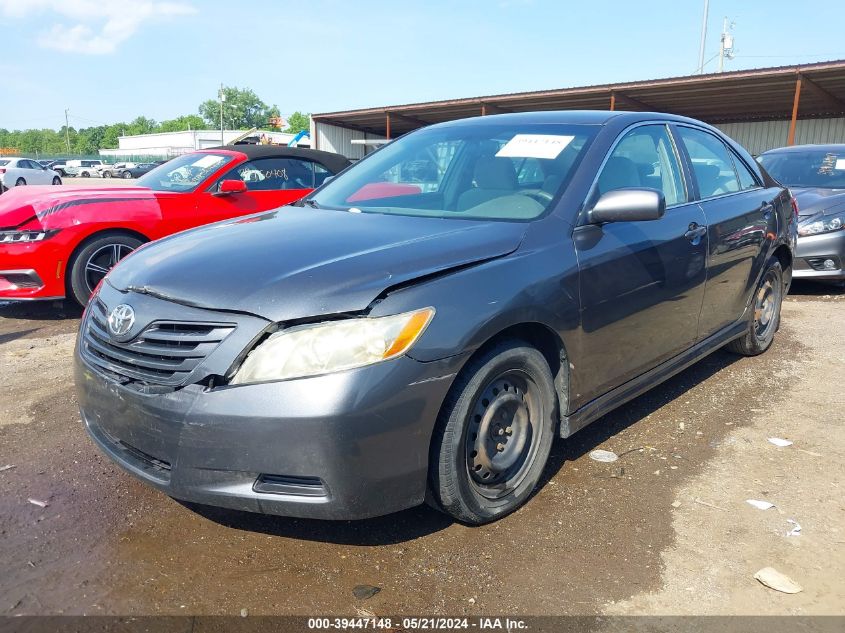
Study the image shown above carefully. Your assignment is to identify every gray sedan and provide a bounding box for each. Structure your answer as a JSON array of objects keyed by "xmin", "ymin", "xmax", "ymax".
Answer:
[
  {"xmin": 75, "ymin": 111, "xmax": 796, "ymax": 524},
  {"xmin": 759, "ymin": 144, "xmax": 845, "ymax": 282}
]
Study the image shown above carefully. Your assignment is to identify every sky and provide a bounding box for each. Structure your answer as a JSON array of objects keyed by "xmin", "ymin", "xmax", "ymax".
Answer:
[{"xmin": 1, "ymin": 0, "xmax": 844, "ymax": 131}]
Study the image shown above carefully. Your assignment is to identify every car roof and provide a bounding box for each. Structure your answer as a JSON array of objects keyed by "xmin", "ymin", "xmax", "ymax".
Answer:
[
  {"xmin": 202, "ymin": 144, "xmax": 351, "ymax": 174},
  {"xmin": 434, "ymin": 110, "xmax": 711, "ymax": 128},
  {"xmin": 761, "ymin": 143, "xmax": 845, "ymax": 155}
]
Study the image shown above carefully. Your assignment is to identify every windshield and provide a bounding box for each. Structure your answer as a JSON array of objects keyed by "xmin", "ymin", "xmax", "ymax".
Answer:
[
  {"xmin": 137, "ymin": 152, "xmax": 232, "ymax": 192},
  {"xmin": 759, "ymin": 149, "xmax": 845, "ymax": 188},
  {"xmin": 310, "ymin": 123, "xmax": 597, "ymax": 221}
]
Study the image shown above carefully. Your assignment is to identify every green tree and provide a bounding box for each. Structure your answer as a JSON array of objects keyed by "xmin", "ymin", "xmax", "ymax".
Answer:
[
  {"xmin": 198, "ymin": 87, "xmax": 280, "ymax": 129},
  {"xmin": 158, "ymin": 115, "xmax": 206, "ymax": 132},
  {"xmin": 283, "ymin": 111, "xmax": 311, "ymax": 134}
]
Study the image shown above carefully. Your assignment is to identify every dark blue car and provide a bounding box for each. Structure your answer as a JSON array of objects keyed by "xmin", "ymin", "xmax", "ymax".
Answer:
[{"xmin": 75, "ymin": 111, "xmax": 796, "ymax": 524}]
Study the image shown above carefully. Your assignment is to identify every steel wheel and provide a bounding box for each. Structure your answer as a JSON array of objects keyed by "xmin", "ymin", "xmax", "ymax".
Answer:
[
  {"xmin": 465, "ymin": 369, "xmax": 542, "ymax": 500},
  {"xmin": 753, "ymin": 269, "xmax": 781, "ymax": 342},
  {"xmin": 83, "ymin": 243, "xmax": 134, "ymax": 294}
]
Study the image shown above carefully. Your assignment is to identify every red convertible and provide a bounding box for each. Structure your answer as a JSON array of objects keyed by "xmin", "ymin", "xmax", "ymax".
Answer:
[{"xmin": 0, "ymin": 145, "xmax": 350, "ymax": 305}]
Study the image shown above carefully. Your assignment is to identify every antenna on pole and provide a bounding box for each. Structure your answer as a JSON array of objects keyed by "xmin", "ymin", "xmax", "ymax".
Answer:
[{"xmin": 718, "ymin": 17, "xmax": 736, "ymax": 72}]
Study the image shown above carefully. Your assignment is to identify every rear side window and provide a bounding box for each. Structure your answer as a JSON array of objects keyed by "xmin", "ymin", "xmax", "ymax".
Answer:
[
  {"xmin": 677, "ymin": 127, "xmax": 740, "ymax": 199},
  {"xmin": 730, "ymin": 152, "xmax": 760, "ymax": 190},
  {"xmin": 596, "ymin": 124, "xmax": 687, "ymax": 206}
]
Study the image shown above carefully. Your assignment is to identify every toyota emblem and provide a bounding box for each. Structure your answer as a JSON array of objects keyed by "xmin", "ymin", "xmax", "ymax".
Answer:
[{"xmin": 107, "ymin": 304, "xmax": 135, "ymax": 337}]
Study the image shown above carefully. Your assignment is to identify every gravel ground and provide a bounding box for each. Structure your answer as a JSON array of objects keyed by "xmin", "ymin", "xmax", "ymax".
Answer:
[{"xmin": 0, "ymin": 282, "xmax": 842, "ymax": 616}]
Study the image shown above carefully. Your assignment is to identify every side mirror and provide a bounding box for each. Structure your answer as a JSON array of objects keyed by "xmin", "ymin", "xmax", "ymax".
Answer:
[
  {"xmin": 588, "ymin": 188, "xmax": 666, "ymax": 224},
  {"xmin": 215, "ymin": 179, "xmax": 248, "ymax": 196}
]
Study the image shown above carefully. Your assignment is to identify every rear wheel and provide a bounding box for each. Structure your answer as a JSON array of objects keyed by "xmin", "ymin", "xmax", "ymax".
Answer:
[
  {"xmin": 103, "ymin": 171, "xmax": 112, "ymax": 178},
  {"xmin": 81, "ymin": 171, "xmax": 90, "ymax": 178},
  {"xmin": 727, "ymin": 258, "xmax": 784, "ymax": 356},
  {"xmin": 123, "ymin": 171, "xmax": 132, "ymax": 179},
  {"xmin": 429, "ymin": 340, "xmax": 558, "ymax": 524},
  {"xmin": 15, "ymin": 178, "xmax": 26, "ymax": 186},
  {"xmin": 68, "ymin": 233, "xmax": 143, "ymax": 306}
]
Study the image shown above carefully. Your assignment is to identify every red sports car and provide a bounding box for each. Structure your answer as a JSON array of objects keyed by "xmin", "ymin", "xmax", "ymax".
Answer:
[{"xmin": 0, "ymin": 145, "xmax": 350, "ymax": 305}]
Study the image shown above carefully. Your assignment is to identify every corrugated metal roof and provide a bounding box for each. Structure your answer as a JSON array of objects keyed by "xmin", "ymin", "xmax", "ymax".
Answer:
[{"xmin": 313, "ymin": 60, "xmax": 845, "ymax": 137}]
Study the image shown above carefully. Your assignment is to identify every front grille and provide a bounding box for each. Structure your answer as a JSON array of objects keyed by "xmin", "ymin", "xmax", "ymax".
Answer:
[{"xmin": 81, "ymin": 299, "xmax": 235, "ymax": 386}]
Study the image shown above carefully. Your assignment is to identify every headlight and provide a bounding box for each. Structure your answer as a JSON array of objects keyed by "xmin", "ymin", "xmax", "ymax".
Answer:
[
  {"xmin": 231, "ymin": 307, "xmax": 435, "ymax": 385},
  {"xmin": 0, "ymin": 229, "xmax": 57, "ymax": 244},
  {"xmin": 798, "ymin": 210, "xmax": 845, "ymax": 236}
]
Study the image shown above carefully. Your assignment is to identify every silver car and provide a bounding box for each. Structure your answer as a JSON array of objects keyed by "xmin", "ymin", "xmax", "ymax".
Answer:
[{"xmin": 759, "ymin": 144, "xmax": 845, "ymax": 283}]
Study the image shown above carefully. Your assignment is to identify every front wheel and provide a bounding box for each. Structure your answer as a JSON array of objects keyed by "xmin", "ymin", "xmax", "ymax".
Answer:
[
  {"xmin": 727, "ymin": 258, "xmax": 784, "ymax": 356},
  {"xmin": 68, "ymin": 233, "xmax": 143, "ymax": 306},
  {"xmin": 103, "ymin": 171, "xmax": 112, "ymax": 178},
  {"xmin": 123, "ymin": 171, "xmax": 132, "ymax": 179},
  {"xmin": 80, "ymin": 171, "xmax": 90, "ymax": 178},
  {"xmin": 15, "ymin": 178, "xmax": 26, "ymax": 186},
  {"xmin": 52, "ymin": 176, "xmax": 62, "ymax": 185},
  {"xmin": 429, "ymin": 340, "xmax": 558, "ymax": 524}
]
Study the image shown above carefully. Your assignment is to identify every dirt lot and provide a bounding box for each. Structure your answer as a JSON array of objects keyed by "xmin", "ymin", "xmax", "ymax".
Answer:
[{"xmin": 0, "ymin": 283, "xmax": 843, "ymax": 616}]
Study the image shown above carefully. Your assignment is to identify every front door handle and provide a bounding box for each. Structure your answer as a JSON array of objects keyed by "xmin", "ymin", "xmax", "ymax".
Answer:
[{"xmin": 684, "ymin": 223, "xmax": 707, "ymax": 243}]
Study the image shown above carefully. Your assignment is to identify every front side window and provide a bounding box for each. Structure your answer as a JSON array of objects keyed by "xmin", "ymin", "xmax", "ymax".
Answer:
[
  {"xmin": 595, "ymin": 125, "xmax": 686, "ymax": 206},
  {"xmin": 311, "ymin": 123, "xmax": 598, "ymax": 221},
  {"xmin": 758, "ymin": 149, "xmax": 845, "ymax": 188},
  {"xmin": 137, "ymin": 152, "xmax": 231, "ymax": 192},
  {"xmin": 220, "ymin": 157, "xmax": 319, "ymax": 191},
  {"xmin": 677, "ymin": 127, "xmax": 740, "ymax": 199}
]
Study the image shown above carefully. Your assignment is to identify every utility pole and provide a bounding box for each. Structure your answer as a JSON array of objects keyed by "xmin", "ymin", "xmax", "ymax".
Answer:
[
  {"xmin": 718, "ymin": 17, "xmax": 735, "ymax": 73},
  {"xmin": 697, "ymin": 0, "xmax": 709, "ymax": 74},
  {"xmin": 218, "ymin": 84, "xmax": 225, "ymax": 144},
  {"xmin": 64, "ymin": 108, "xmax": 71, "ymax": 153}
]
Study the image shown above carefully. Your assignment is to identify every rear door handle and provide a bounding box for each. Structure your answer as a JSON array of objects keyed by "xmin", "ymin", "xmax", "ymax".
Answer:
[{"xmin": 684, "ymin": 223, "xmax": 707, "ymax": 242}]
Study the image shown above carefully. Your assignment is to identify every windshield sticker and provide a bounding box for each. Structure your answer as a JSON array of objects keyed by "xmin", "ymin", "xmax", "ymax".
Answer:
[
  {"xmin": 496, "ymin": 134, "xmax": 574, "ymax": 160},
  {"xmin": 193, "ymin": 155, "xmax": 225, "ymax": 169}
]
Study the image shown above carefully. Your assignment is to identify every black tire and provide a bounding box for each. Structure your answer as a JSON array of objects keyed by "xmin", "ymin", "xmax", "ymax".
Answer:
[
  {"xmin": 67, "ymin": 233, "xmax": 143, "ymax": 306},
  {"xmin": 52, "ymin": 176, "xmax": 62, "ymax": 185},
  {"xmin": 80, "ymin": 171, "xmax": 90, "ymax": 178},
  {"xmin": 123, "ymin": 171, "xmax": 132, "ymax": 179},
  {"xmin": 103, "ymin": 171, "xmax": 112, "ymax": 178},
  {"xmin": 727, "ymin": 258, "xmax": 784, "ymax": 356},
  {"xmin": 429, "ymin": 340, "xmax": 558, "ymax": 524},
  {"xmin": 15, "ymin": 178, "xmax": 26, "ymax": 186}
]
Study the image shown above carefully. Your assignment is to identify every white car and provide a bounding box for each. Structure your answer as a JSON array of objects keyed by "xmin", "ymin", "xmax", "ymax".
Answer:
[
  {"xmin": 65, "ymin": 159, "xmax": 104, "ymax": 177},
  {"xmin": 0, "ymin": 157, "xmax": 62, "ymax": 192},
  {"xmin": 99, "ymin": 162, "xmax": 137, "ymax": 178}
]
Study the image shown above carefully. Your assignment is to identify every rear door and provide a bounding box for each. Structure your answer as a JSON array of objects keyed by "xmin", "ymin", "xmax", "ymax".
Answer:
[
  {"xmin": 574, "ymin": 123, "xmax": 708, "ymax": 403},
  {"xmin": 672, "ymin": 125, "xmax": 780, "ymax": 339}
]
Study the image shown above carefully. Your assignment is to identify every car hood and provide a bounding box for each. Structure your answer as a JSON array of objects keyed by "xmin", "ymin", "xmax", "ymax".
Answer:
[
  {"xmin": 791, "ymin": 187, "xmax": 845, "ymax": 218},
  {"xmin": 107, "ymin": 206, "xmax": 527, "ymax": 322},
  {"xmin": 0, "ymin": 184, "xmax": 160, "ymax": 230}
]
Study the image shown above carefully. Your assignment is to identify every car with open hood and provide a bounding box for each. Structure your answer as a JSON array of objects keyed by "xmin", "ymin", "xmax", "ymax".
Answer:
[
  {"xmin": 758, "ymin": 144, "xmax": 845, "ymax": 282},
  {"xmin": 75, "ymin": 111, "xmax": 795, "ymax": 524},
  {"xmin": 0, "ymin": 145, "xmax": 350, "ymax": 305}
]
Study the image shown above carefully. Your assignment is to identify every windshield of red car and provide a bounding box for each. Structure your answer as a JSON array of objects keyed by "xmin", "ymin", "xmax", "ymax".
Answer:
[
  {"xmin": 759, "ymin": 150, "xmax": 845, "ymax": 188},
  {"xmin": 136, "ymin": 153, "xmax": 232, "ymax": 192}
]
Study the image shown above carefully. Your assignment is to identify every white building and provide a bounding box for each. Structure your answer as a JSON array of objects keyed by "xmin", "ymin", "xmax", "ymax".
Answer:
[{"xmin": 99, "ymin": 130, "xmax": 300, "ymax": 159}]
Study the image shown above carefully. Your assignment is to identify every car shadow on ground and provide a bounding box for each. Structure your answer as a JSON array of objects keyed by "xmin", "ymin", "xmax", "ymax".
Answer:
[
  {"xmin": 788, "ymin": 279, "xmax": 845, "ymax": 297},
  {"xmin": 0, "ymin": 299, "xmax": 82, "ymax": 322},
  {"xmin": 187, "ymin": 347, "xmax": 741, "ymax": 545}
]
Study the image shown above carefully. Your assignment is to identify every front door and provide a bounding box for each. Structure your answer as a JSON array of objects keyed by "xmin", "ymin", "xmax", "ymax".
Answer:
[
  {"xmin": 573, "ymin": 124, "xmax": 708, "ymax": 404},
  {"xmin": 199, "ymin": 156, "xmax": 320, "ymax": 222}
]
